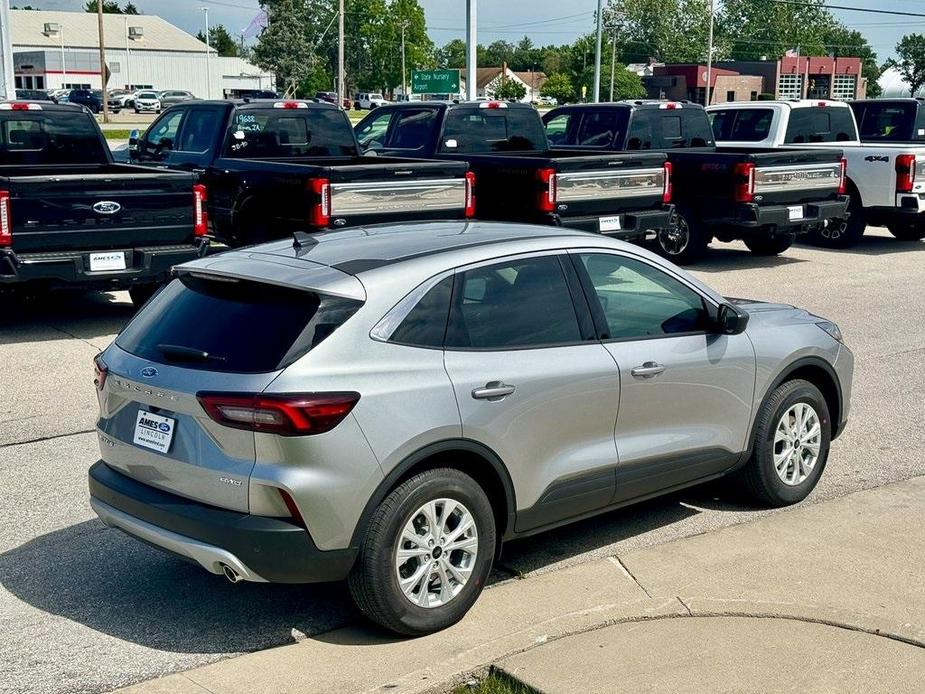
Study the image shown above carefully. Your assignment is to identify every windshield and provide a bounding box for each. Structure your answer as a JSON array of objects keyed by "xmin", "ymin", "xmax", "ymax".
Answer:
[
  {"xmin": 440, "ymin": 108, "xmax": 548, "ymax": 153},
  {"xmin": 0, "ymin": 111, "xmax": 107, "ymax": 165},
  {"xmin": 138, "ymin": 92, "xmax": 157, "ymax": 99},
  {"xmin": 224, "ymin": 107, "xmax": 357, "ymax": 158}
]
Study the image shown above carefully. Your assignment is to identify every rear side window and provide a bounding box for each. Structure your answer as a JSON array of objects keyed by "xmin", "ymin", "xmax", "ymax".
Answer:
[
  {"xmin": 389, "ymin": 275, "xmax": 453, "ymax": 347},
  {"xmin": 387, "ymin": 109, "xmax": 439, "ymax": 150},
  {"xmin": 440, "ymin": 109, "xmax": 547, "ymax": 153},
  {"xmin": 0, "ymin": 112, "xmax": 107, "ymax": 164},
  {"xmin": 710, "ymin": 108, "xmax": 773, "ymax": 142},
  {"xmin": 544, "ymin": 112, "xmax": 573, "ymax": 145},
  {"xmin": 856, "ymin": 103, "xmax": 918, "ymax": 141},
  {"xmin": 224, "ymin": 108, "xmax": 356, "ymax": 158},
  {"xmin": 445, "ymin": 255, "xmax": 581, "ymax": 349},
  {"xmin": 626, "ymin": 110, "xmax": 656, "ymax": 150},
  {"xmin": 575, "ymin": 110, "xmax": 629, "ymax": 147},
  {"xmin": 116, "ymin": 275, "xmax": 362, "ymax": 373},
  {"xmin": 784, "ymin": 107, "xmax": 857, "ymax": 144}
]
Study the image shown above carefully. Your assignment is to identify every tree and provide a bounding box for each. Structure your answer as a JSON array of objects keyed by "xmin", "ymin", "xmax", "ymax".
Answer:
[
  {"xmin": 84, "ymin": 1, "xmax": 135, "ymax": 12},
  {"xmin": 484, "ymin": 40, "xmax": 516, "ymax": 67},
  {"xmin": 253, "ymin": 0, "xmax": 317, "ymax": 95},
  {"xmin": 607, "ymin": 66, "xmax": 646, "ymax": 99},
  {"xmin": 607, "ymin": 0, "xmax": 720, "ymax": 64},
  {"xmin": 123, "ymin": 2, "xmax": 139, "ymax": 13},
  {"xmin": 896, "ymin": 34, "xmax": 925, "ymax": 97},
  {"xmin": 719, "ymin": 0, "xmax": 833, "ymax": 61},
  {"xmin": 541, "ymin": 73, "xmax": 574, "ymax": 103},
  {"xmin": 437, "ymin": 39, "xmax": 466, "ymax": 69},
  {"xmin": 494, "ymin": 77, "xmax": 527, "ymax": 102},
  {"xmin": 198, "ymin": 24, "xmax": 239, "ymax": 58},
  {"xmin": 821, "ymin": 25, "xmax": 881, "ymax": 98}
]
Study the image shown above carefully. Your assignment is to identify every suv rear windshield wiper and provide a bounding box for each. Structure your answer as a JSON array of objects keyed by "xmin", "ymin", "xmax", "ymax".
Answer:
[{"xmin": 156, "ymin": 344, "xmax": 226, "ymax": 363}]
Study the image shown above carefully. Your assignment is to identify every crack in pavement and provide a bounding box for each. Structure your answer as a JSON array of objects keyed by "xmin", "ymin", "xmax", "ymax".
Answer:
[
  {"xmin": 607, "ymin": 556, "xmax": 653, "ymax": 598},
  {"xmin": 0, "ymin": 429, "xmax": 95, "ymax": 450}
]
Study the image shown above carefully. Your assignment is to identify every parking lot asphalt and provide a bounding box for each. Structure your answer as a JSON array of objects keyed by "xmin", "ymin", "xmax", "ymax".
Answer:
[{"xmin": 2, "ymin": 228, "xmax": 924, "ymax": 694}]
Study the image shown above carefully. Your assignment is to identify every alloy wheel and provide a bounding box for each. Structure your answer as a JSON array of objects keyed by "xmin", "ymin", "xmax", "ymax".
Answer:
[
  {"xmin": 773, "ymin": 402, "xmax": 822, "ymax": 486},
  {"xmin": 658, "ymin": 213, "xmax": 690, "ymax": 256}
]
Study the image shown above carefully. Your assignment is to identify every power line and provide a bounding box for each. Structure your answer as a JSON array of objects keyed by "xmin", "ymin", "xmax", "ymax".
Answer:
[{"xmin": 772, "ymin": 0, "xmax": 925, "ymax": 18}]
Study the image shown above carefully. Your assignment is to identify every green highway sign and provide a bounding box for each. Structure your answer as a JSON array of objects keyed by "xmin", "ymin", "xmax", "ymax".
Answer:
[{"xmin": 411, "ymin": 69, "xmax": 460, "ymax": 94}]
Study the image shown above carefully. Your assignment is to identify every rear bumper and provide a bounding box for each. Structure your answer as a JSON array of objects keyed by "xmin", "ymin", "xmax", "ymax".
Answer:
[
  {"xmin": 706, "ymin": 196, "xmax": 850, "ymax": 233},
  {"xmin": 551, "ymin": 204, "xmax": 674, "ymax": 237},
  {"xmin": 0, "ymin": 241, "xmax": 207, "ymax": 290},
  {"xmin": 867, "ymin": 197, "xmax": 925, "ymax": 226},
  {"xmin": 88, "ymin": 461, "xmax": 357, "ymax": 583}
]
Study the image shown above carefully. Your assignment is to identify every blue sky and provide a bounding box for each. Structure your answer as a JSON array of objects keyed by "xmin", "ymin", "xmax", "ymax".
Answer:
[{"xmin": 24, "ymin": 0, "xmax": 925, "ymax": 62}]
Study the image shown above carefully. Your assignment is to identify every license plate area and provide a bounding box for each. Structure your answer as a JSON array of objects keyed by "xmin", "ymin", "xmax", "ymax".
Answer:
[
  {"xmin": 133, "ymin": 410, "xmax": 176, "ymax": 454},
  {"xmin": 599, "ymin": 215, "xmax": 622, "ymax": 232},
  {"xmin": 89, "ymin": 251, "xmax": 126, "ymax": 272},
  {"xmin": 787, "ymin": 205, "xmax": 804, "ymax": 222}
]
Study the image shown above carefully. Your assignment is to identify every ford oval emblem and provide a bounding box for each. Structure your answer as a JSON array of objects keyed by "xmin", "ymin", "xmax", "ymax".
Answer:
[
  {"xmin": 92, "ymin": 200, "xmax": 122, "ymax": 215},
  {"xmin": 140, "ymin": 367, "xmax": 158, "ymax": 378}
]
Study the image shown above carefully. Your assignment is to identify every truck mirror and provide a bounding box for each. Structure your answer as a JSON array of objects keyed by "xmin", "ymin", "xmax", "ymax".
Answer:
[{"xmin": 128, "ymin": 129, "xmax": 139, "ymax": 150}]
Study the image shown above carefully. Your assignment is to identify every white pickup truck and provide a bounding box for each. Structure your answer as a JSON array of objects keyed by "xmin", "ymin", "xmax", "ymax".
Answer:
[{"xmin": 706, "ymin": 99, "xmax": 925, "ymax": 247}]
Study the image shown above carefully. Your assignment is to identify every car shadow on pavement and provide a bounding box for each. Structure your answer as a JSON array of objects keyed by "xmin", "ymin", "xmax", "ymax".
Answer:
[
  {"xmin": 691, "ymin": 248, "xmax": 806, "ymax": 274},
  {"xmin": 795, "ymin": 235, "xmax": 925, "ymax": 257},
  {"xmin": 0, "ymin": 290, "xmax": 134, "ymax": 346}
]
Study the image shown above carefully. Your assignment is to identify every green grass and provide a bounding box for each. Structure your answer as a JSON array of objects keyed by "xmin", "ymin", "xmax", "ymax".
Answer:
[
  {"xmin": 453, "ymin": 672, "xmax": 537, "ymax": 694},
  {"xmin": 101, "ymin": 129, "xmax": 135, "ymax": 140}
]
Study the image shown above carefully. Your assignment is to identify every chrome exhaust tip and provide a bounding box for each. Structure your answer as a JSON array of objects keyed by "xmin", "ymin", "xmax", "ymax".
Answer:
[{"xmin": 221, "ymin": 563, "xmax": 242, "ymax": 583}]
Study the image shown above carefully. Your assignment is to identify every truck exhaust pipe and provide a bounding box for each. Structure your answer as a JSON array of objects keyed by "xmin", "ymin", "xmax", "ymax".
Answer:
[{"xmin": 221, "ymin": 564, "xmax": 242, "ymax": 584}]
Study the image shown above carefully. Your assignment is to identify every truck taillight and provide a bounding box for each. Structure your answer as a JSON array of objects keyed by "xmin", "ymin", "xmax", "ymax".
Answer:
[
  {"xmin": 93, "ymin": 353, "xmax": 108, "ymax": 391},
  {"xmin": 734, "ymin": 162, "xmax": 755, "ymax": 203},
  {"xmin": 838, "ymin": 158, "xmax": 847, "ymax": 195},
  {"xmin": 197, "ymin": 392, "xmax": 360, "ymax": 436},
  {"xmin": 537, "ymin": 167, "xmax": 557, "ymax": 213},
  {"xmin": 896, "ymin": 154, "xmax": 916, "ymax": 193},
  {"xmin": 464, "ymin": 171, "xmax": 476, "ymax": 218},
  {"xmin": 308, "ymin": 178, "xmax": 331, "ymax": 227},
  {"xmin": 0, "ymin": 190, "xmax": 10, "ymax": 247},
  {"xmin": 662, "ymin": 161, "xmax": 673, "ymax": 204},
  {"xmin": 192, "ymin": 184, "xmax": 208, "ymax": 236}
]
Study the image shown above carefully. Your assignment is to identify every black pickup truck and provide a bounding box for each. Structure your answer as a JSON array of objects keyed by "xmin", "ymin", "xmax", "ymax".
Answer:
[
  {"xmin": 354, "ymin": 101, "xmax": 673, "ymax": 240},
  {"xmin": 543, "ymin": 101, "xmax": 849, "ymax": 263},
  {"xmin": 0, "ymin": 102, "xmax": 207, "ymax": 305},
  {"xmin": 849, "ymin": 98, "xmax": 925, "ymax": 144},
  {"xmin": 128, "ymin": 100, "xmax": 473, "ymax": 246}
]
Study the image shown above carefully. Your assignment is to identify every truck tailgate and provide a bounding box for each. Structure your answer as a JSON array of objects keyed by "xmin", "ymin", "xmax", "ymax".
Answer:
[{"xmin": 4, "ymin": 166, "xmax": 198, "ymax": 253}]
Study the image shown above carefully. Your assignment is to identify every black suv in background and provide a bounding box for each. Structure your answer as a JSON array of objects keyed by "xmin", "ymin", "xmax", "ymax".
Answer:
[{"xmin": 68, "ymin": 89, "xmax": 118, "ymax": 114}]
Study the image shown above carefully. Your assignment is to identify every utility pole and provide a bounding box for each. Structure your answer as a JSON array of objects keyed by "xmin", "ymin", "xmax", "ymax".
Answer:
[
  {"xmin": 124, "ymin": 16, "xmax": 130, "ymax": 90},
  {"xmin": 400, "ymin": 20, "xmax": 408, "ymax": 99},
  {"xmin": 704, "ymin": 0, "xmax": 715, "ymax": 106},
  {"xmin": 0, "ymin": 0, "xmax": 13, "ymax": 100},
  {"xmin": 609, "ymin": 22, "xmax": 616, "ymax": 101},
  {"xmin": 465, "ymin": 0, "xmax": 476, "ymax": 100},
  {"xmin": 337, "ymin": 0, "xmax": 345, "ymax": 108},
  {"xmin": 592, "ymin": 0, "xmax": 603, "ymax": 102},
  {"xmin": 97, "ymin": 0, "xmax": 109, "ymax": 123},
  {"xmin": 60, "ymin": 25, "xmax": 67, "ymax": 88},
  {"xmin": 202, "ymin": 7, "xmax": 211, "ymax": 99}
]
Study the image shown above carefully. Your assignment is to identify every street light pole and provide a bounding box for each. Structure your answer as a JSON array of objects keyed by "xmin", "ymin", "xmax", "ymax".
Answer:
[
  {"xmin": 466, "ymin": 0, "xmax": 476, "ymax": 100},
  {"xmin": 609, "ymin": 22, "xmax": 616, "ymax": 101},
  {"xmin": 97, "ymin": 0, "xmax": 109, "ymax": 123},
  {"xmin": 124, "ymin": 16, "xmax": 129, "ymax": 90},
  {"xmin": 400, "ymin": 20, "xmax": 408, "ymax": 99},
  {"xmin": 592, "ymin": 0, "xmax": 603, "ymax": 102},
  {"xmin": 202, "ymin": 7, "xmax": 211, "ymax": 99},
  {"xmin": 60, "ymin": 25, "xmax": 66, "ymax": 87},
  {"xmin": 337, "ymin": 0, "xmax": 345, "ymax": 107},
  {"xmin": 0, "ymin": 0, "xmax": 14, "ymax": 100},
  {"xmin": 705, "ymin": 0, "xmax": 715, "ymax": 106}
]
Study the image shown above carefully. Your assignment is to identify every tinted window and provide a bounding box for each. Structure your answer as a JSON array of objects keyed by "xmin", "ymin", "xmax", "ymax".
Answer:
[
  {"xmin": 676, "ymin": 110, "xmax": 714, "ymax": 147},
  {"xmin": 224, "ymin": 108, "xmax": 356, "ymax": 157},
  {"xmin": 145, "ymin": 108, "xmax": 184, "ymax": 150},
  {"xmin": 710, "ymin": 108, "xmax": 773, "ymax": 142},
  {"xmin": 386, "ymin": 108, "xmax": 439, "ymax": 150},
  {"xmin": 0, "ymin": 112, "xmax": 107, "ymax": 164},
  {"xmin": 116, "ymin": 275, "xmax": 362, "ymax": 373},
  {"xmin": 176, "ymin": 108, "xmax": 219, "ymax": 152},
  {"xmin": 446, "ymin": 256, "xmax": 581, "ymax": 349},
  {"xmin": 389, "ymin": 276, "xmax": 453, "ymax": 347},
  {"xmin": 626, "ymin": 110, "xmax": 656, "ymax": 150},
  {"xmin": 355, "ymin": 110, "xmax": 392, "ymax": 149},
  {"xmin": 784, "ymin": 107, "xmax": 857, "ymax": 143},
  {"xmin": 856, "ymin": 103, "xmax": 918, "ymax": 141},
  {"xmin": 544, "ymin": 112, "xmax": 573, "ymax": 145},
  {"xmin": 578, "ymin": 254, "xmax": 707, "ymax": 339},
  {"xmin": 441, "ymin": 109, "xmax": 547, "ymax": 153},
  {"xmin": 575, "ymin": 110, "xmax": 628, "ymax": 147}
]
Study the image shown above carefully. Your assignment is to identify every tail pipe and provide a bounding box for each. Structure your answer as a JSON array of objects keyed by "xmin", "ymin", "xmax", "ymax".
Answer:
[{"xmin": 221, "ymin": 563, "xmax": 243, "ymax": 584}]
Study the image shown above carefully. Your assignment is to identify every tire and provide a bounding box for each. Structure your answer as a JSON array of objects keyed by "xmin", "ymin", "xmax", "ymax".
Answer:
[
  {"xmin": 654, "ymin": 208, "xmax": 709, "ymax": 265},
  {"xmin": 743, "ymin": 233, "xmax": 794, "ymax": 256},
  {"xmin": 739, "ymin": 379, "xmax": 831, "ymax": 507},
  {"xmin": 348, "ymin": 467, "xmax": 496, "ymax": 636},
  {"xmin": 887, "ymin": 223, "xmax": 925, "ymax": 241},
  {"xmin": 134, "ymin": 108, "xmax": 140, "ymax": 114},
  {"xmin": 810, "ymin": 190, "xmax": 864, "ymax": 248},
  {"xmin": 128, "ymin": 284, "xmax": 159, "ymax": 308}
]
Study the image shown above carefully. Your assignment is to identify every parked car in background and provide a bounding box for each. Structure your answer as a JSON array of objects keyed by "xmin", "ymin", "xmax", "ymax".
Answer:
[
  {"xmin": 849, "ymin": 98, "xmax": 925, "ymax": 144},
  {"xmin": 354, "ymin": 92, "xmax": 388, "ymax": 110},
  {"xmin": 0, "ymin": 101, "xmax": 207, "ymax": 306},
  {"xmin": 543, "ymin": 101, "xmax": 849, "ymax": 263},
  {"xmin": 88, "ymin": 221, "xmax": 853, "ymax": 636},
  {"xmin": 708, "ymin": 99, "xmax": 925, "ymax": 246},
  {"xmin": 107, "ymin": 89, "xmax": 134, "ymax": 110},
  {"xmin": 159, "ymin": 90, "xmax": 196, "ymax": 107},
  {"xmin": 128, "ymin": 99, "xmax": 474, "ymax": 246},
  {"xmin": 49, "ymin": 88, "xmax": 70, "ymax": 103},
  {"xmin": 315, "ymin": 91, "xmax": 338, "ymax": 105},
  {"xmin": 355, "ymin": 100, "xmax": 675, "ymax": 242},
  {"xmin": 15, "ymin": 89, "xmax": 54, "ymax": 102},
  {"xmin": 536, "ymin": 95, "xmax": 557, "ymax": 107},
  {"xmin": 68, "ymin": 89, "xmax": 113, "ymax": 113},
  {"xmin": 133, "ymin": 90, "xmax": 161, "ymax": 113}
]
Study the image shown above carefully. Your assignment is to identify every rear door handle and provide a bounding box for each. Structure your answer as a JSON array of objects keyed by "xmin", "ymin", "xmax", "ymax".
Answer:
[
  {"xmin": 631, "ymin": 362, "xmax": 666, "ymax": 379},
  {"xmin": 472, "ymin": 381, "xmax": 516, "ymax": 401}
]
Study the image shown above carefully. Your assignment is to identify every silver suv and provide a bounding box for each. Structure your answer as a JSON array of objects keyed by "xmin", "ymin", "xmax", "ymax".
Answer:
[{"xmin": 88, "ymin": 222, "xmax": 853, "ymax": 635}]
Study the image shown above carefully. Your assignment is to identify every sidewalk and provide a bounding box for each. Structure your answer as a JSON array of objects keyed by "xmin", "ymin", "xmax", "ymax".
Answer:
[{"xmin": 119, "ymin": 476, "xmax": 925, "ymax": 694}]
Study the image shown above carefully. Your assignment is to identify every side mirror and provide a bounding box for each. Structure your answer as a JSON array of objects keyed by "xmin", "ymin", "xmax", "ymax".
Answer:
[
  {"xmin": 716, "ymin": 303, "xmax": 749, "ymax": 335},
  {"xmin": 128, "ymin": 128, "xmax": 140, "ymax": 151}
]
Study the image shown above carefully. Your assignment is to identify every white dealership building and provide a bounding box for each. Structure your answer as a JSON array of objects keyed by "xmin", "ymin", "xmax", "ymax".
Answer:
[{"xmin": 10, "ymin": 9, "xmax": 274, "ymax": 97}]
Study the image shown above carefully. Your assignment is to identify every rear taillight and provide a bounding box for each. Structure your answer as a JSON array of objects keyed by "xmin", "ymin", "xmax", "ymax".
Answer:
[
  {"xmin": 192, "ymin": 183, "xmax": 208, "ymax": 236},
  {"xmin": 662, "ymin": 161, "xmax": 673, "ymax": 204},
  {"xmin": 93, "ymin": 353, "xmax": 108, "ymax": 391},
  {"xmin": 308, "ymin": 177, "xmax": 331, "ymax": 227},
  {"xmin": 464, "ymin": 171, "xmax": 476, "ymax": 218},
  {"xmin": 734, "ymin": 162, "xmax": 755, "ymax": 203},
  {"xmin": 537, "ymin": 167, "xmax": 557, "ymax": 213},
  {"xmin": 896, "ymin": 154, "xmax": 916, "ymax": 193},
  {"xmin": 0, "ymin": 190, "xmax": 10, "ymax": 247},
  {"xmin": 838, "ymin": 157, "xmax": 847, "ymax": 195},
  {"xmin": 197, "ymin": 392, "xmax": 360, "ymax": 436}
]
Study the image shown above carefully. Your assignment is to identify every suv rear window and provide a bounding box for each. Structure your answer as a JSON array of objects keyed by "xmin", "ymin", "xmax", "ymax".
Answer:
[
  {"xmin": 224, "ymin": 108, "xmax": 357, "ymax": 158},
  {"xmin": 0, "ymin": 112, "xmax": 107, "ymax": 164},
  {"xmin": 116, "ymin": 275, "xmax": 362, "ymax": 373},
  {"xmin": 440, "ymin": 108, "xmax": 547, "ymax": 153},
  {"xmin": 784, "ymin": 106, "xmax": 857, "ymax": 144}
]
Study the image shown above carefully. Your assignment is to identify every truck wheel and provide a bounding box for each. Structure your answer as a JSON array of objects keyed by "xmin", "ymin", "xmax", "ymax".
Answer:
[
  {"xmin": 887, "ymin": 223, "xmax": 925, "ymax": 241},
  {"xmin": 738, "ymin": 379, "xmax": 831, "ymax": 507},
  {"xmin": 655, "ymin": 209, "xmax": 708, "ymax": 265},
  {"xmin": 129, "ymin": 284, "xmax": 159, "ymax": 308},
  {"xmin": 743, "ymin": 234, "xmax": 794, "ymax": 256},
  {"xmin": 348, "ymin": 467, "xmax": 496, "ymax": 636},
  {"xmin": 810, "ymin": 192, "xmax": 864, "ymax": 248}
]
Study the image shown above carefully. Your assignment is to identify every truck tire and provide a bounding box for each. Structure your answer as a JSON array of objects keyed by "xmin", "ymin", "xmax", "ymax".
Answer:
[
  {"xmin": 348, "ymin": 467, "xmax": 496, "ymax": 636},
  {"xmin": 655, "ymin": 208, "xmax": 708, "ymax": 265},
  {"xmin": 810, "ymin": 191, "xmax": 864, "ymax": 248},
  {"xmin": 743, "ymin": 233, "xmax": 794, "ymax": 256},
  {"xmin": 738, "ymin": 379, "xmax": 831, "ymax": 507},
  {"xmin": 887, "ymin": 223, "xmax": 925, "ymax": 241}
]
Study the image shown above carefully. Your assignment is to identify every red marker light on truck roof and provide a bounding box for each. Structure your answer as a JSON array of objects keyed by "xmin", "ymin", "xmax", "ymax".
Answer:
[
  {"xmin": 479, "ymin": 101, "xmax": 507, "ymax": 109},
  {"xmin": 659, "ymin": 102, "xmax": 680, "ymax": 109},
  {"xmin": 273, "ymin": 101, "xmax": 307, "ymax": 109},
  {"xmin": 0, "ymin": 102, "xmax": 42, "ymax": 111},
  {"xmin": 0, "ymin": 190, "xmax": 11, "ymax": 247}
]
